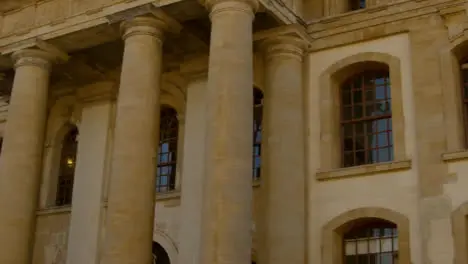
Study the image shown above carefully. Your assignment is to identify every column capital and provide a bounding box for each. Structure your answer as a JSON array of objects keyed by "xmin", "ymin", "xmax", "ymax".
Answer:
[
  {"xmin": 121, "ymin": 16, "xmax": 168, "ymax": 42},
  {"xmin": 11, "ymin": 49, "xmax": 58, "ymax": 71},
  {"xmin": 261, "ymin": 35, "xmax": 307, "ymax": 61},
  {"xmin": 203, "ymin": 0, "xmax": 259, "ymax": 20},
  {"xmin": 255, "ymin": 24, "xmax": 311, "ymax": 61}
]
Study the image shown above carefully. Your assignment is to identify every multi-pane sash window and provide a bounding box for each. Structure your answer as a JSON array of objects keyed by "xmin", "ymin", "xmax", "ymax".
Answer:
[
  {"xmin": 253, "ymin": 88, "xmax": 263, "ymax": 181},
  {"xmin": 344, "ymin": 220, "xmax": 398, "ymax": 264},
  {"xmin": 56, "ymin": 127, "xmax": 78, "ymax": 206},
  {"xmin": 350, "ymin": 0, "xmax": 366, "ymax": 10},
  {"xmin": 460, "ymin": 64, "xmax": 468, "ymax": 146},
  {"xmin": 341, "ymin": 71, "xmax": 393, "ymax": 167},
  {"xmin": 156, "ymin": 107, "xmax": 178, "ymax": 192}
]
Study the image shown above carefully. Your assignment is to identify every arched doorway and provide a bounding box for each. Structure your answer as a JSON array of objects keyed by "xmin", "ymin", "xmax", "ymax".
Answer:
[{"xmin": 152, "ymin": 242, "xmax": 170, "ymax": 264}]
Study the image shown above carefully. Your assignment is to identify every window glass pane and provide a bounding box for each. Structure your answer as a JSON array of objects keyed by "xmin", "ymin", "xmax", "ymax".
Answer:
[
  {"xmin": 344, "ymin": 220, "xmax": 398, "ymax": 264},
  {"xmin": 253, "ymin": 88, "xmax": 263, "ymax": 181},
  {"xmin": 156, "ymin": 107, "xmax": 179, "ymax": 192},
  {"xmin": 341, "ymin": 71, "xmax": 393, "ymax": 167},
  {"xmin": 56, "ymin": 127, "xmax": 79, "ymax": 206}
]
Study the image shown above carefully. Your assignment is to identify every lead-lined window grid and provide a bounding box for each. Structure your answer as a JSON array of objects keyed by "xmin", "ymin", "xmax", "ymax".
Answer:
[
  {"xmin": 341, "ymin": 71, "xmax": 393, "ymax": 167},
  {"xmin": 344, "ymin": 221, "xmax": 398, "ymax": 264},
  {"xmin": 156, "ymin": 108, "xmax": 178, "ymax": 193},
  {"xmin": 56, "ymin": 127, "xmax": 78, "ymax": 206},
  {"xmin": 253, "ymin": 88, "xmax": 263, "ymax": 181}
]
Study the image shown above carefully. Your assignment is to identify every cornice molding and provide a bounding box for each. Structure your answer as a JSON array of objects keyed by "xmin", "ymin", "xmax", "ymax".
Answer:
[{"xmin": 438, "ymin": 4, "xmax": 468, "ymax": 42}]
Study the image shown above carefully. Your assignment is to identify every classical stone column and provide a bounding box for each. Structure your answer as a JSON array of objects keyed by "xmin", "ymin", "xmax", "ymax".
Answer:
[
  {"xmin": 260, "ymin": 35, "xmax": 307, "ymax": 264},
  {"xmin": 199, "ymin": 0, "xmax": 258, "ymax": 263},
  {"xmin": 100, "ymin": 16, "xmax": 167, "ymax": 264},
  {"xmin": 0, "ymin": 49, "xmax": 55, "ymax": 264}
]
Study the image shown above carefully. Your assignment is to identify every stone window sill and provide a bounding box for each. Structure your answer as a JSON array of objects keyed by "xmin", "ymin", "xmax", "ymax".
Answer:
[
  {"xmin": 316, "ymin": 160, "xmax": 412, "ymax": 181},
  {"xmin": 156, "ymin": 191, "xmax": 181, "ymax": 201},
  {"xmin": 253, "ymin": 179, "xmax": 261, "ymax": 187},
  {"xmin": 37, "ymin": 205, "xmax": 71, "ymax": 216},
  {"xmin": 442, "ymin": 150, "xmax": 468, "ymax": 162}
]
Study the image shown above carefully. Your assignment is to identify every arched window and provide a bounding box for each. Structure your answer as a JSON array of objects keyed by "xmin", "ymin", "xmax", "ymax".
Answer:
[
  {"xmin": 344, "ymin": 219, "xmax": 398, "ymax": 263},
  {"xmin": 56, "ymin": 126, "xmax": 79, "ymax": 206},
  {"xmin": 349, "ymin": 0, "xmax": 366, "ymax": 10},
  {"xmin": 460, "ymin": 62, "xmax": 468, "ymax": 146},
  {"xmin": 253, "ymin": 88, "xmax": 263, "ymax": 181},
  {"xmin": 157, "ymin": 107, "xmax": 179, "ymax": 192},
  {"xmin": 152, "ymin": 242, "xmax": 171, "ymax": 264},
  {"xmin": 341, "ymin": 71, "xmax": 393, "ymax": 167}
]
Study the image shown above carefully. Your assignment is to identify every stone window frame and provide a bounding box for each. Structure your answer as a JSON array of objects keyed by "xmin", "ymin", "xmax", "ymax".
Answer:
[
  {"xmin": 452, "ymin": 202, "xmax": 468, "ymax": 264},
  {"xmin": 55, "ymin": 125, "xmax": 79, "ymax": 206},
  {"xmin": 323, "ymin": 0, "xmax": 376, "ymax": 16},
  {"xmin": 156, "ymin": 105, "xmax": 180, "ymax": 193},
  {"xmin": 44, "ymin": 122, "xmax": 80, "ymax": 208},
  {"xmin": 318, "ymin": 52, "xmax": 406, "ymax": 178},
  {"xmin": 440, "ymin": 39, "xmax": 468, "ymax": 154},
  {"xmin": 321, "ymin": 207, "xmax": 411, "ymax": 264},
  {"xmin": 158, "ymin": 91, "xmax": 185, "ymax": 196}
]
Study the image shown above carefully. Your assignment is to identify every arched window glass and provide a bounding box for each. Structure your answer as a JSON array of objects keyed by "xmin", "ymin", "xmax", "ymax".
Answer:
[
  {"xmin": 56, "ymin": 126, "xmax": 79, "ymax": 206},
  {"xmin": 349, "ymin": 0, "xmax": 366, "ymax": 10},
  {"xmin": 253, "ymin": 88, "xmax": 263, "ymax": 181},
  {"xmin": 152, "ymin": 241, "xmax": 171, "ymax": 264},
  {"xmin": 460, "ymin": 62, "xmax": 468, "ymax": 146},
  {"xmin": 157, "ymin": 107, "xmax": 178, "ymax": 192},
  {"xmin": 341, "ymin": 71, "xmax": 393, "ymax": 167},
  {"xmin": 344, "ymin": 219, "xmax": 398, "ymax": 264}
]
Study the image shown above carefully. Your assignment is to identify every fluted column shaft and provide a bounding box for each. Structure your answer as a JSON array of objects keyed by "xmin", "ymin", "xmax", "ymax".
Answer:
[
  {"xmin": 261, "ymin": 36, "xmax": 306, "ymax": 264},
  {"xmin": 101, "ymin": 17, "xmax": 165, "ymax": 264},
  {"xmin": 0, "ymin": 50, "xmax": 53, "ymax": 264},
  {"xmin": 199, "ymin": 0, "xmax": 257, "ymax": 263}
]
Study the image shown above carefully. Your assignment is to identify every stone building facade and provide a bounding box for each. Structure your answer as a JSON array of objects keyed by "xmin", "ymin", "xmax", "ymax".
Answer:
[{"xmin": 0, "ymin": 0, "xmax": 467, "ymax": 264}]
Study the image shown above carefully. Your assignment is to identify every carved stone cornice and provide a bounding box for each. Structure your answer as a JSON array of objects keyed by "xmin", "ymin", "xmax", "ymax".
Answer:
[{"xmin": 438, "ymin": 3, "xmax": 468, "ymax": 42}]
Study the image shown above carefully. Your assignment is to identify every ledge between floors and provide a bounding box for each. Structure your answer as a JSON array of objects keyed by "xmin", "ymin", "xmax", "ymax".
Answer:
[{"xmin": 316, "ymin": 160, "xmax": 412, "ymax": 181}]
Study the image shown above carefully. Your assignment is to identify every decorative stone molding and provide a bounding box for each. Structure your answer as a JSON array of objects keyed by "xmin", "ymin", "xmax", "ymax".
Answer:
[
  {"xmin": 36, "ymin": 206, "xmax": 72, "ymax": 216},
  {"xmin": 438, "ymin": 4, "xmax": 468, "ymax": 42},
  {"xmin": 2, "ymin": 39, "xmax": 68, "ymax": 73},
  {"xmin": 442, "ymin": 150, "xmax": 468, "ymax": 162},
  {"xmin": 322, "ymin": 207, "xmax": 411, "ymax": 264},
  {"xmin": 317, "ymin": 160, "xmax": 412, "ymax": 180},
  {"xmin": 202, "ymin": 0, "xmax": 260, "ymax": 17},
  {"xmin": 153, "ymin": 228, "xmax": 179, "ymax": 264},
  {"xmin": 12, "ymin": 49, "xmax": 54, "ymax": 71},
  {"xmin": 121, "ymin": 16, "xmax": 167, "ymax": 42},
  {"xmin": 255, "ymin": 24, "xmax": 312, "ymax": 45},
  {"xmin": 108, "ymin": 4, "xmax": 182, "ymax": 40}
]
